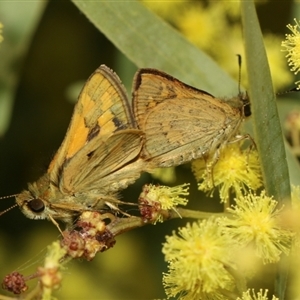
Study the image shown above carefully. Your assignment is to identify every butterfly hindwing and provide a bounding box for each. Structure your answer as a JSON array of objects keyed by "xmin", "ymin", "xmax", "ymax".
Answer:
[{"xmin": 61, "ymin": 130, "xmax": 143, "ymax": 194}]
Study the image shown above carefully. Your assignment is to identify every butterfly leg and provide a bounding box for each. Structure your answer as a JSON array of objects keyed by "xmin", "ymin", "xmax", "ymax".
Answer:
[
  {"xmin": 203, "ymin": 151, "xmax": 217, "ymax": 188},
  {"xmin": 228, "ymin": 133, "xmax": 257, "ymax": 170},
  {"xmin": 105, "ymin": 201, "xmax": 134, "ymax": 217},
  {"xmin": 229, "ymin": 133, "xmax": 256, "ymax": 149}
]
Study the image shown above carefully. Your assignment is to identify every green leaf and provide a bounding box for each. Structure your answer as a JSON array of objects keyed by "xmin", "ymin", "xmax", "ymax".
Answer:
[
  {"xmin": 241, "ymin": 1, "xmax": 290, "ymax": 201},
  {"xmin": 71, "ymin": 0, "xmax": 238, "ymax": 97},
  {"xmin": 241, "ymin": 1, "xmax": 290, "ymax": 299}
]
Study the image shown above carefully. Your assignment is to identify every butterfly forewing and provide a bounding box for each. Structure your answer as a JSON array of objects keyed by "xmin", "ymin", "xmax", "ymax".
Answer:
[{"xmin": 48, "ymin": 65, "xmax": 138, "ymax": 188}]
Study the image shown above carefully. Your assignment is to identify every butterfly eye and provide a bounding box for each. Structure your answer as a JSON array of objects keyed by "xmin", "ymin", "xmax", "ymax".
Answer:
[
  {"xmin": 27, "ymin": 199, "xmax": 45, "ymax": 213},
  {"xmin": 243, "ymin": 102, "xmax": 251, "ymax": 117}
]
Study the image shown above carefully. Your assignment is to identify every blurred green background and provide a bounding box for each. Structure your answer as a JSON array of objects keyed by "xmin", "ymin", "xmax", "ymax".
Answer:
[{"xmin": 0, "ymin": 0, "xmax": 299, "ymax": 299}]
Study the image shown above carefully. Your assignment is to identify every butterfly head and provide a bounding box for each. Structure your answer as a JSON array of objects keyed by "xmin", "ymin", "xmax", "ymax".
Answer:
[
  {"xmin": 16, "ymin": 189, "xmax": 49, "ymax": 220},
  {"xmin": 240, "ymin": 92, "xmax": 251, "ymax": 118},
  {"xmin": 224, "ymin": 91, "xmax": 251, "ymax": 119},
  {"xmin": 15, "ymin": 174, "xmax": 75, "ymax": 225},
  {"xmin": 0, "ymin": 191, "xmax": 51, "ymax": 221}
]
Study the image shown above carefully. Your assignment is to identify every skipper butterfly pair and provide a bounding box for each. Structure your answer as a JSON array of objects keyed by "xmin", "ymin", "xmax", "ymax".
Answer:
[{"xmin": 4, "ymin": 65, "xmax": 250, "ymax": 226}]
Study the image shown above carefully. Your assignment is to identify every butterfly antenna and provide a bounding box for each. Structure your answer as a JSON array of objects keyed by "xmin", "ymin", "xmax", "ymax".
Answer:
[
  {"xmin": 0, "ymin": 194, "xmax": 18, "ymax": 200},
  {"xmin": 0, "ymin": 203, "xmax": 18, "ymax": 216},
  {"xmin": 0, "ymin": 194, "xmax": 19, "ymax": 216},
  {"xmin": 236, "ymin": 54, "xmax": 242, "ymax": 96}
]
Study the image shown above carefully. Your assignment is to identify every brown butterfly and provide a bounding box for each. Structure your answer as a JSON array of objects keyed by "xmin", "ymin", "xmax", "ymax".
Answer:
[
  {"xmin": 15, "ymin": 65, "xmax": 149, "ymax": 225},
  {"xmin": 132, "ymin": 68, "xmax": 251, "ymax": 168}
]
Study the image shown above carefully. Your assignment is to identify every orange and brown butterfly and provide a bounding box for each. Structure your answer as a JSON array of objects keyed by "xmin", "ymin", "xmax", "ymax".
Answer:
[
  {"xmin": 13, "ymin": 65, "xmax": 149, "ymax": 225},
  {"xmin": 132, "ymin": 68, "xmax": 251, "ymax": 168}
]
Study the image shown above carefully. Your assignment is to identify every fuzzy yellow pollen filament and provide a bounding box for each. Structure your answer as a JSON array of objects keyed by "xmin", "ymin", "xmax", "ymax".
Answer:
[
  {"xmin": 219, "ymin": 191, "xmax": 294, "ymax": 264},
  {"xmin": 162, "ymin": 218, "xmax": 236, "ymax": 299},
  {"xmin": 138, "ymin": 183, "xmax": 189, "ymax": 224},
  {"xmin": 282, "ymin": 18, "xmax": 300, "ymax": 89},
  {"xmin": 192, "ymin": 142, "xmax": 263, "ymax": 203},
  {"xmin": 236, "ymin": 288, "xmax": 279, "ymax": 300}
]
